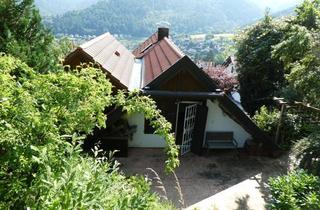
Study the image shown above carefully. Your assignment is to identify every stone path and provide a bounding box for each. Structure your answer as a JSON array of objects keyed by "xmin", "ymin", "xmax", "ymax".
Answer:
[{"xmin": 117, "ymin": 149, "xmax": 289, "ymax": 210}]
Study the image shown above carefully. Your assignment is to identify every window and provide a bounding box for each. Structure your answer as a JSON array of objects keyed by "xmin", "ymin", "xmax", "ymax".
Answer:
[{"xmin": 144, "ymin": 119, "xmax": 156, "ymax": 134}]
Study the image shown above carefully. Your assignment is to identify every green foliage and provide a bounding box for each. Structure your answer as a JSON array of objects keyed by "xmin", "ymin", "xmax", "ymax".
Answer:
[
  {"xmin": 283, "ymin": 32, "xmax": 320, "ymax": 107},
  {"xmin": 272, "ymin": 24, "xmax": 313, "ymax": 70},
  {"xmin": 45, "ymin": 0, "xmax": 262, "ymax": 37},
  {"xmin": 236, "ymin": 14, "xmax": 286, "ymax": 115},
  {"xmin": 0, "ymin": 0, "xmax": 73, "ymax": 72},
  {"xmin": 294, "ymin": 0, "xmax": 320, "ymax": 30},
  {"xmin": 253, "ymin": 105, "xmax": 280, "ymax": 133},
  {"xmin": 292, "ymin": 132, "xmax": 320, "ymax": 176},
  {"xmin": 272, "ymin": 0, "xmax": 320, "ymax": 107},
  {"xmin": 0, "ymin": 55, "xmax": 178, "ymax": 209},
  {"xmin": 237, "ymin": 0, "xmax": 320, "ymax": 114},
  {"xmin": 35, "ymin": 0, "xmax": 99, "ymax": 16},
  {"xmin": 253, "ymin": 106, "xmax": 307, "ymax": 147},
  {"xmin": 26, "ymin": 145, "xmax": 172, "ymax": 210},
  {"xmin": 115, "ymin": 90, "xmax": 179, "ymax": 173},
  {"xmin": 269, "ymin": 170, "xmax": 320, "ymax": 210},
  {"xmin": 0, "ymin": 54, "xmax": 112, "ymax": 208}
]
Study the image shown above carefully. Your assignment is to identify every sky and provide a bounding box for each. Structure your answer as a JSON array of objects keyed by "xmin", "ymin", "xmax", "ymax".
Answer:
[{"xmin": 249, "ymin": 0, "xmax": 303, "ymax": 12}]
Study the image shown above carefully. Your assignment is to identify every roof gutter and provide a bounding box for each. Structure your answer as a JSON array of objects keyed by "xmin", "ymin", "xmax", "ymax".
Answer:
[{"xmin": 141, "ymin": 90, "xmax": 223, "ymax": 99}]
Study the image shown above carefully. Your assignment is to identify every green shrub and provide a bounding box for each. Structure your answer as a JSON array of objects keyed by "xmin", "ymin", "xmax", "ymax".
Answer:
[
  {"xmin": 253, "ymin": 105, "xmax": 280, "ymax": 134},
  {"xmin": 292, "ymin": 132, "xmax": 320, "ymax": 176},
  {"xmin": 0, "ymin": 55, "xmax": 177, "ymax": 209},
  {"xmin": 253, "ymin": 105, "xmax": 307, "ymax": 148},
  {"xmin": 269, "ymin": 170, "xmax": 320, "ymax": 210},
  {"xmin": 23, "ymin": 144, "xmax": 174, "ymax": 210}
]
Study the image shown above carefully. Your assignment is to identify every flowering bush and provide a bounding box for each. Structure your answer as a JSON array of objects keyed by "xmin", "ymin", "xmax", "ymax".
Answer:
[{"xmin": 204, "ymin": 65, "xmax": 238, "ymax": 90}]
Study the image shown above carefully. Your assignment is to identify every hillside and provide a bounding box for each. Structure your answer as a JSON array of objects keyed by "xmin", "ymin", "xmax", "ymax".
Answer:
[
  {"xmin": 35, "ymin": 0, "xmax": 99, "ymax": 16},
  {"xmin": 45, "ymin": 0, "xmax": 263, "ymax": 37},
  {"xmin": 273, "ymin": 6, "xmax": 296, "ymax": 18},
  {"xmin": 248, "ymin": 0, "xmax": 301, "ymax": 12}
]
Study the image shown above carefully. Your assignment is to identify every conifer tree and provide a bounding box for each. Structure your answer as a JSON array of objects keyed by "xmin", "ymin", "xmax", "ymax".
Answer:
[{"xmin": 0, "ymin": 0, "xmax": 58, "ymax": 72}]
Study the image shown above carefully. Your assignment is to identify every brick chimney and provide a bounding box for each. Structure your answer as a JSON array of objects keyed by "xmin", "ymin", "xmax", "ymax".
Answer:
[{"xmin": 158, "ymin": 27, "xmax": 169, "ymax": 41}]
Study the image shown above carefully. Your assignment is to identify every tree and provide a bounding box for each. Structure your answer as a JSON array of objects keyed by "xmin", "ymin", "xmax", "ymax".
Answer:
[
  {"xmin": 204, "ymin": 65, "xmax": 238, "ymax": 90},
  {"xmin": 0, "ymin": 0, "xmax": 60, "ymax": 72},
  {"xmin": 0, "ymin": 55, "xmax": 178, "ymax": 208},
  {"xmin": 285, "ymin": 36, "xmax": 320, "ymax": 107},
  {"xmin": 236, "ymin": 14, "xmax": 286, "ymax": 115},
  {"xmin": 293, "ymin": 0, "xmax": 320, "ymax": 30},
  {"xmin": 272, "ymin": 0, "xmax": 320, "ymax": 107}
]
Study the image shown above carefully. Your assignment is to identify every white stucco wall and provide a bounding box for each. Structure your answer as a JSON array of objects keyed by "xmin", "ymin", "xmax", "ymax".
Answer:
[
  {"xmin": 205, "ymin": 100, "xmax": 252, "ymax": 148},
  {"xmin": 127, "ymin": 113, "xmax": 166, "ymax": 148},
  {"xmin": 127, "ymin": 100, "xmax": 252, "ymax": 148}
]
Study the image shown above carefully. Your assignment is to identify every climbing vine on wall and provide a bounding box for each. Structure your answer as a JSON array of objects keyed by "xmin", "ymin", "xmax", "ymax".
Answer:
[{"xmin": 115, "ymin": 90, "xmax": 180, "ymax": 173}]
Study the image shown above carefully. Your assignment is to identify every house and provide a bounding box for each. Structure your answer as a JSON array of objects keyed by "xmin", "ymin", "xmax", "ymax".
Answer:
[
  {"xmin": 64, "ymin": 28, "xmax": 274, "ymax": 156},
  {"xmin": 222, "ymin": 55, "xmax": 238, "ymax": 77}
]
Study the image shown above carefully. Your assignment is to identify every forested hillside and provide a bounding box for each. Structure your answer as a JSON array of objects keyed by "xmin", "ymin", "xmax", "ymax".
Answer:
[
  {"xmin": 273, "ymin": 6, "xmax": 296, "ymax": 17},
  {"xmin": 35, "ymin": 0, "xmax": 99, "ymax": 16},
  {"xmin": 45, "ymin": 0, "xmax": 263, "ymax": 37}
]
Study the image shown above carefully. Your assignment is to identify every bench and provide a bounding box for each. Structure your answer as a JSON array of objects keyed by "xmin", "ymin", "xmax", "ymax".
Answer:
[{"xmin": 205, "ymin": 132, "xmax": 238, "ymax": 149}]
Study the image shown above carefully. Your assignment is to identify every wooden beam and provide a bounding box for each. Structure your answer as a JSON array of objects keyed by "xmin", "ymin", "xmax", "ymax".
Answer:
[{"xmin": 275, "ymin": 103, "xmax": 286, "ymax": 145}]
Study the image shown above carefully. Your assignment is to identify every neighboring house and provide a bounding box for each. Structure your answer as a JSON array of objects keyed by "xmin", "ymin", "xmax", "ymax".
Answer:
[
  {"xmin": 196, "ymin": 61, "xmax": 241, "ymax": 109},
  {"xmin": 197, "ymin": 62, "xmax": 238, "ymax": 90},
  {"xmin": 222, "ymin": 55, "xmax": 238, "ymax": 77},
  {"xmin": 64, "ymin": 28, "xmax": 273, "ymax": 156}
]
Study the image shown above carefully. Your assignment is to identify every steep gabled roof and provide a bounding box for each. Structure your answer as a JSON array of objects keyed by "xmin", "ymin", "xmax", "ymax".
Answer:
[
  {"xmin": 145, "ymin": 56, "xmax": 217, "ymax": 91},
  {"xmin": 66, "ymin": 33, "xmax": 135, "ymax": 89},
  {"xmin": 132, "ymin": 32, "xmax": 158, "ymax": 58},
  {"xmin": 142, "ymin": 37, "xmax": 184, "ymax": 86},
  {"xmin": 132, "ymin": 33, "xmax": 184, "ymax": 87}
]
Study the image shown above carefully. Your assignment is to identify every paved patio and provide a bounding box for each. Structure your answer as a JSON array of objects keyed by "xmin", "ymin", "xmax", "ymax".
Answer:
[{"xmin": 117, "ymin": 148, "xmax": 290, "ymax": 210}]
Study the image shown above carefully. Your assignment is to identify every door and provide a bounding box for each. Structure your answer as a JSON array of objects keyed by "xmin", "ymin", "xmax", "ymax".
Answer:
[
  {"xmin": 181, "ymin": 104, "xmax": 197, "ymax": 155},
  {"xmin": 191, "ymin": 104, "xmax": 208, "ymax": 155}
]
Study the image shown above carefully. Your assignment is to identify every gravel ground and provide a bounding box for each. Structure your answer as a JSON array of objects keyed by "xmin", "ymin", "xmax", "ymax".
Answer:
[{"xmin": 117, "ymin": 148, "xmax": 290, "ymax": 209}]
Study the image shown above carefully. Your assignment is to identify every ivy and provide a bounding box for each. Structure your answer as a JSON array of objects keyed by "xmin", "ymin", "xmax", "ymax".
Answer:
[{"xmin": 114, "ymin": 90, "xmax": 180, "ymax": 173}]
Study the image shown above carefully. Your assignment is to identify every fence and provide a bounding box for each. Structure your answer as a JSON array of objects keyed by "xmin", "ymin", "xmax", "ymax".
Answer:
[{"xmin": 273, "ymin": 98, "xmax": 320, "ymax": 144}]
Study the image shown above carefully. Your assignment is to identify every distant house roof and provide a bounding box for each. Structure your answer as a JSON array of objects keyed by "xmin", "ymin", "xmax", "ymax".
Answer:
[
  {"xmin": 132, "ymin": 31, "xmax": 184, "ymax": 86},
  {"xmin": 222, "ymin": 55, "xmax": 237, "ymax": 67}
]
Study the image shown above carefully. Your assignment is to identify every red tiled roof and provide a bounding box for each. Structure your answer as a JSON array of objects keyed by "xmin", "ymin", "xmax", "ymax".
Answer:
[
  {"xmin": 68, "ymin": 30, "xmax": 185, "ymax": 89},
  {"xmin": 132, "ymin": 34, "xmax": 184, "ymax": 86},
  {"xmin": 80, "ymin": 33, "xmax": 135, "ymax": 88},
  {"xmin": 132, "ymin": 32, "xmax": 158, "ymax": 58}
]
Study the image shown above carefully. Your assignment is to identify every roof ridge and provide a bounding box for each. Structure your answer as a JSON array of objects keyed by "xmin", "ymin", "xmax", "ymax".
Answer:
[
  {"xmin": 91, "ymin": 36, "xmax": 117, "ymax": 59},
  {"xmin": 80, "ymin": 32, "xmax": 110, "ymax": 49},
  {"xmin": 138, "ymin": 42, "xmax": 157, "ymax": 58},
  {"xmin": 132, "ymin": 32, "xmax": 158, "ymax": 57},
  {"xmin": 163, "ymin": 37, "xmax": 184, "ymax": 57}
]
